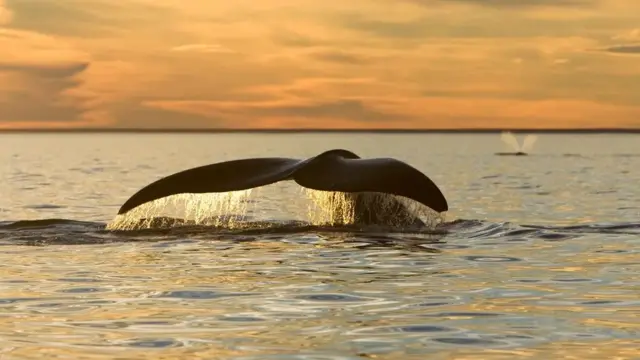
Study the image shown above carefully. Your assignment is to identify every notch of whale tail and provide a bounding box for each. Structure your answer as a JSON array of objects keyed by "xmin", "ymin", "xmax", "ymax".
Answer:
[{"xmin": 110, "ymin": 149, "xmax": 448, "ymax": 230}]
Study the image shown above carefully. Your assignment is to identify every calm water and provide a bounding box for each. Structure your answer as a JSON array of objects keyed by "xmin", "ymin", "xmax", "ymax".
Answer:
[{"xmin": 0, "ymin": 133, "xmax": 638, "ymax": 359}]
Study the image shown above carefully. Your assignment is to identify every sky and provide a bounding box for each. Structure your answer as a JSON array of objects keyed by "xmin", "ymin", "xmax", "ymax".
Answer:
[{"xmin": 1, "ymin": 0, "xmax": 639, "ymax": 130}]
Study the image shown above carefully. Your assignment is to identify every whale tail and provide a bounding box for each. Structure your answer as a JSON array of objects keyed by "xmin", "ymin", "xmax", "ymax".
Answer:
[
  {"xmin": 117, "ymin": 157, "xmax": 305, "ymax": 215},
  {"xmin": 117, "ymin": 149, "xmax": 448, "ymax": 223}
]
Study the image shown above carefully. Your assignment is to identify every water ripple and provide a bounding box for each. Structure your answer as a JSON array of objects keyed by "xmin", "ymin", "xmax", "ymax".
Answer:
[{"xmin": 1, "ymin": 133, "xmax": 639, "ymax": 358}]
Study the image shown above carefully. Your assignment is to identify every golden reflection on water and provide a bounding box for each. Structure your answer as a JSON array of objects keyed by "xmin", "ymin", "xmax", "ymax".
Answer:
[
  {"xmin": 1, "ymin": 134, "xmax": 639, "ymax": 358},
  {"xmin": 444, "ymin": 341, "xmax": 639, "ymax": 360},
  {"xmin": 1, "ymin": 233, "xmax": 638, "ymax": 359}
]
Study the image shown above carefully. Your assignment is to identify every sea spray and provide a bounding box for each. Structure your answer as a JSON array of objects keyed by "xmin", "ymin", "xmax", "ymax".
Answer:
[
  {"xmin": 501, "ymin": 131, "xmax": 538, "ymax": 153},
  {"xmin": 106, "ymin": 189, "xmax": 255, "ymax": 231},
  {"xmin": 107, "ymin": 185, "xmax": 445, "ymax": 231},
  {"xmin": 303, "ymin": 188, "xmax": 445, "ymax": 228}
]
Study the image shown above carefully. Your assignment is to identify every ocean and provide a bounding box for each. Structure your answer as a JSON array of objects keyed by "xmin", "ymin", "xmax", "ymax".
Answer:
[{"xmin": 0, "ymin": 133, "xmax": 638, "ymax": 359}]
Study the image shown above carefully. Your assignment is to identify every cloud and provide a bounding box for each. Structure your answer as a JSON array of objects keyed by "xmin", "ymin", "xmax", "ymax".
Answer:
[
  {"xmin": 0, "ymin": 60, "xmax": 89, "ymax": 125},
  {"xmin": 253, "ymin": 99, "xmax": 406, "ymax": 121},
  {"xmin": 0, "ymin": 0, "xmax": 11, "ymax": 24},
  {"xmin": 380, "ymin": 96, "xmax": 640, "ymax": 129},
  {"xmin": 0, "ymin": 62, "xmax": 89, "ymax": 77},
  {"xmin": 308, "ymin": 50, "xmax": 371, "ymax": 65},
  {"xmin": 1, "ymin": 0, "xmax": 640, "ymax": 129},
  {"xmin": 138, "ymin": 67, "xmax": 640, "ymax": 129},
  {"xmin": 4, "ymin": 0, "xmax": 176, "ymax": 37},
  {"xmin": 0, "ymin": 75, "xmax": 80, "ymax": 123},
  {"xmin": 612, "ymin": 28, "xmax": 640, "ymax": 41},
  {"xmin": 238, "ymin": 77, "xmax": 388, "ymax": 104},
  {"xmin": 599, "ymin": 44, "xmax": 640, "ymax": 55},
  {"xmin": 271, "ymin": 30, "xmax": 328, "ymax": 48},
  {"xmin": 143, "ymin": 97, "xmax": 412, "ymax": 128},
  {"xmin": 1, "ymin": 28, "xmax": 88, "ymax": 65},
  {"xmin": 406, "ymin": 0, "xmax": 594, "ymax": 8},
  {"xmin": 109, "ymin": 101, "xmax": 225, "ymax": 129},
  {"xmin": 170, "ymin": 44, "xmax": 235, "ymax": 54},
  {"xmin": 339, "ymin": 15, "xmax": 429, "ymax": 40},
  {"xmin": 141, "ymin": 95, "xmax": 640, "ymax": 129},
  {"xmin": 0, "ymin": 28, "xmax": 104, "ymax": 127}
]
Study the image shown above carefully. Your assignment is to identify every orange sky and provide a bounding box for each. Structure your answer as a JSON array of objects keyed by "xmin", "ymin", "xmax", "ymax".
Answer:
[{"xmin": 1, "ymin": 0, "xmax": 639, "ymax": 129}]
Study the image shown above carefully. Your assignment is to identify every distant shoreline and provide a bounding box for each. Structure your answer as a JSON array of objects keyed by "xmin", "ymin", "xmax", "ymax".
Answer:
[{"xmin": 0, "ymin": 128, "xmax": 639, "ymax": 134}]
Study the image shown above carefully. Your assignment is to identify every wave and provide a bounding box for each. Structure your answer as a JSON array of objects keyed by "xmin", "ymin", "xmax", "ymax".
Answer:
[{"xmin": 1, "ymin": 217, "xmax": 638, "ymax": 247}]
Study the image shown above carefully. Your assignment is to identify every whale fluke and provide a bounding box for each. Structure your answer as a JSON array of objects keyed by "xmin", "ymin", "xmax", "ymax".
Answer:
[{"xmin": 117, "ymin": 149, "xmax": 448, "ymax": 227}]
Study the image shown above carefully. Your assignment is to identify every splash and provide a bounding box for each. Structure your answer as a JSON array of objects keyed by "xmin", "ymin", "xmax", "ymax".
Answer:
[
  {"xmin": 302, "ymin": 189, "xmax": 445, "ymax": 228},
  {"xmin": 521, "ymin": 134, "xmax": 538, "ymax": 153},
  {"xmin": 106, "ymin": 189, "xmax": 254, "ymax": 231},
  {"xmin": 501, "ymin": 131, "xmax": 537, "ymax": 153},
  {"xmin": 107, "ymin": 185, "xmax": 445, "ymax": 231},
  {"xmin": 360, "ymin": 192, "xmax": 446, "ymax": 228},
  {"xmin": 303, "ymin": 189, "xmax": 356, "ymax": 226}
]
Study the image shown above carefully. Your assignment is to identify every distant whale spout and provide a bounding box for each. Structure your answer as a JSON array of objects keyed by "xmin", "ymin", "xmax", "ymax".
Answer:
[
  {"xmin": 116, "ymin": 149, "xmax": 448, "ymax": 227},
  {"xmin": 498, "ymin": 131, "xmax": 537, "ymax": 156}
]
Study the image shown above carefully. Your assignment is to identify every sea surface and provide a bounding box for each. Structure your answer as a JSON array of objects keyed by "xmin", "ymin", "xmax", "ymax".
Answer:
[{"xmin": 0, "ymin": 133, "xmax": 638, "ymax": 359}]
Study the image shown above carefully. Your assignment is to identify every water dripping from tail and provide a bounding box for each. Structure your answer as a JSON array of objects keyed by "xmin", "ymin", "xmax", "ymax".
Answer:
[
  {"xmin": 106, "ymin": 189, "xmax": 255, "ymax": 231},
  {"xmin": 302, "ymin": 188, "xmax": 446, "ymax": 229},
  {"xmin": 106, "ymin": 186, "xmax": 446, "ymax": 231}
]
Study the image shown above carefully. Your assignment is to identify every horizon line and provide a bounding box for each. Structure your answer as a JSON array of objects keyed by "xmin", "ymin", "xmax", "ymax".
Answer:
[{"xmin": 0, "ymin": 128, "xmax": 639, "ymax": 134}]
